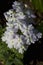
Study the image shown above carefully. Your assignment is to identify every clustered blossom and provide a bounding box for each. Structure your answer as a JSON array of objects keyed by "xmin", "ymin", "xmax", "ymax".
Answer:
[{"xmin": 1, "ymin": 1, "xmax": 42, "ymax": 54}]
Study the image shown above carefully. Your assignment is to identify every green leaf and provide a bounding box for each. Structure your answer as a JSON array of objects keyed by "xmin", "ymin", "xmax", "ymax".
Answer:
[
  {"xmin": 14, "ymin": 58, "xmax": 23, "ymax": 65},
  {"xmin": 11, "ymin": 48, "xmax": 23, "ymax": 59},
  {"xmin": 36, "ymin": 21, "xmax": 43, "ymax": 34},
  {"xmin": 31, "ymin": 0, "xmax": 43, "ymax": 13}
]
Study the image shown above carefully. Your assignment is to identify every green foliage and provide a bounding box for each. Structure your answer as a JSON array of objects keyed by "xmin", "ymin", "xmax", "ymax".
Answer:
[
  {"xmin": 14, "ymin": 58, "xmax": 23, "ymax": 65},
  {"xmin": 36, "ymin": 20, "xmax": 43, "ymax": 34},
  {"xmin": 0, "ymin": 25, "xmax": 23, "ymax": 65},
  {"xmin": 31, "ymin": 0, "xmax": 43, "ymax": 13},
  {"xmin": 0, "ymin": 25, "xmax": 5, "ymax": 39}
]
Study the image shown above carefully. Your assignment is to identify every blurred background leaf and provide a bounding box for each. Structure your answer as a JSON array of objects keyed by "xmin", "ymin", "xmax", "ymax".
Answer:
[
  {"xmin": 31, "ymin": 0, "xmax": 43, "ymax": 13},
  {"xmin": 36, "ymin": 20, "xmax": 43, "ymax": 34}
]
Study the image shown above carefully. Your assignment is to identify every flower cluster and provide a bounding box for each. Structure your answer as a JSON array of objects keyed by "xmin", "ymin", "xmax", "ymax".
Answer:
[{"xmin": 1, "ymin": 1, "xmax": 42, "ymax": 54}]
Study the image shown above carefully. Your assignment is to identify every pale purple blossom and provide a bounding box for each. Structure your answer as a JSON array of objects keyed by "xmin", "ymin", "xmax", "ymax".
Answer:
[{"xmin": 1, "ymin": 1, "xmax": 42, "ymax": 54}]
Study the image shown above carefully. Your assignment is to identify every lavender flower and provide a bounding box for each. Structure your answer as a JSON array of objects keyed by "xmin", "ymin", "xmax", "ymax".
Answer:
[{"xmin": 1, "ymin": 1, "xmax": 42, "ymax": 54}]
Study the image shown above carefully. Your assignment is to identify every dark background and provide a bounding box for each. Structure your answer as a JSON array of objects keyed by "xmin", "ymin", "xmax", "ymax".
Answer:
[
  {"xmin": 0, "ymin": 0, "xmax": 16, "ymax": 26},
  {"xmin": 0, "ymin": 0, "xmax": 15, "ymax": 13}
]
